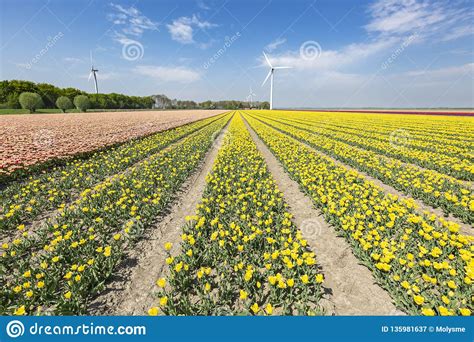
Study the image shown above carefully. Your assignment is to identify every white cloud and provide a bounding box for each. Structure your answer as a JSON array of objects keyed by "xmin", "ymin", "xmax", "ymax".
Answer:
[
  {"xmin": 15, "ymin": 63, "xmax": 31, "ymax": 69},
  {"xmin": 260, "ymin": 1, "xmax": 472, "ymax": 80},
  {"xmin": 107, "ymin": 3, "xmax": 157, "ymax": 52},
  {"xmin": 265, "ymin": 38, "xmax": 286, "ymax": 52},
  {"xmin": 167, "ymin": 19, "xmax": 194, "ymax": 44},
  {"xmin": 167, "ymin": 15, "xmax": 216, "ymax": 45},
  {"xmin": 366, "ymin": 0, "xmax": 444, "ymax": 35},
  {"xmin": 197, "ymin": 0, "xmax": 211, "ymax": 10},
  {"xmin": 404, "ymin": 62, "xmax": 474, "ymax": 78},
  {"xmin": 113, "ymin": 34, "xmax": 139, "ymax": 46},
  {"xmin": 366, "ymin": 0, "xmax": 473, "ymax": 43},
  {"xmin": 262, "ymin": 38, "xmax": 398, "ymax": 71},
  {"xmin": 133, "ymin": 65, "xmax": 201, "ymax": 83},
  {"xmin": 262, "ymin": 63, "xmax": 473, "ymax": 108},
  {"xmin": 108, "ymin": 3, "xmax": 158, "ymax": 37},
  {"xmin": 441, "ymin": 25, "xmax": 473, "ymax": 42},
  {"xmin": 63, "ymin": 57, "xmax": 82, "ymax": 63}
]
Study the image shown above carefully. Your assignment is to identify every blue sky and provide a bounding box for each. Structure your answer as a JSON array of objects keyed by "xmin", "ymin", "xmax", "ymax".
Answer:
[{"xmin": 1, "ymin": 0, "xmax": 473, "ymax": 107}]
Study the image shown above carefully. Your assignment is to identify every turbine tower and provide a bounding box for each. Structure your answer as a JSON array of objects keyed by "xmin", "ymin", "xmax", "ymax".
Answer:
[
  {"xmin": 246, "ymin": 86, "xmax": 256, "ymax": 108},
  {"xmin": 88, "ymin": 51, "xmax": 99, "ymax": 94},
  {"xmin": 261, "ymin": 52, "xmax": 291, "ymax": 110}
]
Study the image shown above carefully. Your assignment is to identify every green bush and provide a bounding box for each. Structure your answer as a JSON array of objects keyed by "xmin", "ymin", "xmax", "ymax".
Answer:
[
  {"xmin": 56, "ymin": 96, "xmax": 73, "ymax": 113},
  {"xmin": 74, "ymin": 95, "xmax": 90, "ymax": 112},
  {"xmin": 18, "ymin": 92, "xmax": 43, "ymax": 113}
]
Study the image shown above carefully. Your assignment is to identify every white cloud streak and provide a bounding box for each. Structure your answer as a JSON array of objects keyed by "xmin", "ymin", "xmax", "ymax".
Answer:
[
  {"xmin": 108, "ymin": 3, "xmax": 158, "ymax": 37},
  {"xmin": 262, "ymin": 38, "xmax": 398, "ymax": 71},
  {"xmin": 133, "ymin": 65, "xmax": 201, "ymax": 83},
  {"xmin": 265, "ymin": 38, "xmax": 286, "ymax": 52},
  {"xmin": 441, "ymin": 25, "xmax": 473, "ymax": 42},
  {"xmin": 255, "ymin": 0, "xmax": 473, "ymax": 108},
  {"xmin": 167, "ymin": 15, "xmax": 217, "ymax": 45},
  {"xmin": 365, "ymin": 0, "xmax": 473, "ymax": 43}
]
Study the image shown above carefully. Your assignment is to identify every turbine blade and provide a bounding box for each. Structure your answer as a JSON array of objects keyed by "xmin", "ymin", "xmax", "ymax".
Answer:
[
  {"xmin": 273, "ymin": 66, "xmax": 292, "ymax": 69},
  {"xmin": 262, "ymin": 52, "xmax": 272, "ymax": 68},
  {"xmin": 88, "ymin": 71, "xmax": 93, "ymax": 81},
  {"xmin": 262, "ymin": 69, "xmax": 272, "ymax": 86}
]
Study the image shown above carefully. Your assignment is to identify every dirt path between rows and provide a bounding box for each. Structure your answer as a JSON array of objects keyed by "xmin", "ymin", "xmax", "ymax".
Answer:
[
  {"xmin": 243, "ymin": 116, "xmax": 402, "ymax": 316},
  {"xmin": 249, "ymin": 113, "xmax": 473, "ymax": 235},
  {"xmin": 88, "ymin": 121, "xmax": 230, "ymax": 315}
]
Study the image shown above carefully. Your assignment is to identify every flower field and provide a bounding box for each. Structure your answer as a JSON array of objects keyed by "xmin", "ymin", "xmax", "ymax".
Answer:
[
  {"xmin": 1, "ymin": 109, "xmax": 472, "ymax": 316},
  {"xmin": 0, "ymin": 114, "xmax": 227, "ymax": 234},
  {"xmin": 1, "ymin": 113, "xmax": 231, "ymax": 315},
  {"xmin": 151, "ymin": 115, "xmax": 324, "ymax": 315},
  {"xmin": 0, "ymin": 110, "xmax": 226, "ymax": 181},
  {"xmin": 242, "ymin": 111, "xmax": 473, "ymax": 316},
  {"xmin": 246, "ymin": 112, "xmax": 474, "ymax": 224}
]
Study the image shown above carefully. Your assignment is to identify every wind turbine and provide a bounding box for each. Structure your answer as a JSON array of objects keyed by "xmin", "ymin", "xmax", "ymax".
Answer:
[
  {"xmin": 261, "ymin": 52, "xmax": 291, "ymax": 110},
  {"xmin": 88, "ymin": 51, "xmax": 99, "ymax": 94},
  {"xmin": 246, "ymin": 86, "xmax": 256, "ymax": 108}
]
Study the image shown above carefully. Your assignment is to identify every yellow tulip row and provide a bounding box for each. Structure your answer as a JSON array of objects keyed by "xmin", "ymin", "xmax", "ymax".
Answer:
[
  {"xmin": 281, "ymin": 110, "xmax": 474, "ymax": 144},
  {"xmin": 253, "ymin": 111, "xmax": 473, "ymax": 181},
  {"xmin": 243, "ymin": 113, "xmax": 473, "ymax": 316},
  {"xmin": 277, "ymin": 114, "xmax": 472, "ymax": 161},
  {"xmin": 150, "ymin": 114, "xmax": 324, "ymax": 316},
  {"xmin": 247, "ymin": 112, "xmax": 473, "ymax": 224},
  {"xmin": 0, "ymin": 114, "xmax": 232, "ymax": 315}
]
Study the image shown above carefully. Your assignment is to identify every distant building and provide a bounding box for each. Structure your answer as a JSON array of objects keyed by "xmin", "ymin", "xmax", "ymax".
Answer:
[{"xmin": 152, "ymin": 94, "xmax": 171, "ymax": 109}]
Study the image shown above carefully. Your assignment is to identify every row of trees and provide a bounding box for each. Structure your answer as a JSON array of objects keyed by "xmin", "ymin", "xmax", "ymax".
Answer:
[
  {"xmin": 0, "ymin": 80, "xmax": 154, "ymax": 110},
  {"xmin": 153, "ymin": 94, "xmax": 270, "ymax": 110},
  {"xmin": 18, "ymin": 92, "xmax": 92, "ymax": 113},
  {"xmin": 1, "ymin": 80, "xmax": 270, "ymax": 112}
]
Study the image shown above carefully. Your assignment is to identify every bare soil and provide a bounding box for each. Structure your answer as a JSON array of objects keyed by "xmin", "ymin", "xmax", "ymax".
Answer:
[{"xmin": 243, "ymin": 117, "xmax": 402, "ymax": 315}]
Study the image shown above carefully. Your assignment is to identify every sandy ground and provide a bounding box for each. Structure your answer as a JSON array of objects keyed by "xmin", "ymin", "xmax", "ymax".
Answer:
[
  {"xmin": 88, "ymin": 121, "xmax": 230, "ymax": 315},
  {"xmin": 243, "ymin": 116, "xmax": 401, "ymax": 315},
  {"xmin": 0, "ymin": 109, "xmax": 226, "ymax": 176}
]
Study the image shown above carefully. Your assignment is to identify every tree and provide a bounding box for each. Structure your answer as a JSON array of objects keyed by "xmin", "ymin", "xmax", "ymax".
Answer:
[
  {"xmin": 6, "ymin": 93, "xmax": 20, "ymax": 108},
  {"xmin": 74, "ymin": 95, "xmax": 90, "ymax": 112},
  {"xmin": 37, "ymin": 83, "xmax": 61, "ymax": 107},
  {"xmin": 62, "ymin": 87, "xmax": 84, "ymax": 101},
  {"xmin": 19, "ymin": 92, "xmax": 43, "ymax": 113},
  {"xmin": 56, "ymin": 96, "xmax": 73, "ymax": 112}
]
